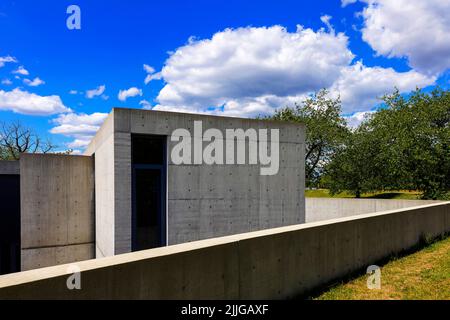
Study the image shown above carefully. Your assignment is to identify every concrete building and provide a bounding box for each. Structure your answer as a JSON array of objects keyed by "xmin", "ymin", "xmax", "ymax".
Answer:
[{"xmin": 0, "ymin": 108, "xmax": 306, "ymax": 274}]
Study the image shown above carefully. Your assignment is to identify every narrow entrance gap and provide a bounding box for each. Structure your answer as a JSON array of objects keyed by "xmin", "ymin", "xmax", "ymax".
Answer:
[
  {"xmin": 0, "ymin": 174, "xmax": 20, "ymax": 275},
  {"xmin": 131, "ymin": 135, "xmax": 167, "ymax": 251}
]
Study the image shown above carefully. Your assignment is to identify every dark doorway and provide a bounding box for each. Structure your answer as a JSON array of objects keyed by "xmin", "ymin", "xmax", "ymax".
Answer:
[
  {"xmin": 0, "ymin": 175, "xmax": 20, "ymax": 275},
  {"xmin": 132, "ymin": 135, "xmax": 167, "ymax": 251}
]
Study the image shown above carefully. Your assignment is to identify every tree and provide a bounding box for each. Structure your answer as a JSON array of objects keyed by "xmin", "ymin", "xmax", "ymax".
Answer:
[
  {"xmin": 0, "ymin": 121, "xmax": 56, "ymax": 160},
  {"xmin": 368, "ymin": 88, "xmax": 450, "ymax": 199},
  {"xmin": 325, "ymin": 87, "xmax": 450, "ymax": 200},
  {"xmin": 269, "ymin": 89, "xmax": 349, "ymax": 187},
  {"xmin": 324, "ymin": 126, "xmax": 387, "ymax": 198}
]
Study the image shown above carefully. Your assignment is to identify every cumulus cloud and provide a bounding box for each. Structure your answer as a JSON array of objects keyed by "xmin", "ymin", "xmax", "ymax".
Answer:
[
  {"xmin": 156, "ymin": 25, "xmax": 354, "ymax": 115},
  {"xmin": 329, "ymin": 61, "xmax": 436, "ymax": 112},
  {"xmin": 86, "ymin": 85, "xmax": 106, "ymax": 99},
  {"xmin": 0, "ymin": 56, "xmax": 17, "ymax": 67},
  {"xmin": 50, "ymin": 112, "xmax": 109, "ymax": 149},
  {"xmin": 23, "ymin": 77, "xmax": 45, "ymax": 87},
  {"xmin": 12, "ymin": 66, "xmax": 29, "ymax": 76},
  {"xmin": 356, "ymin": 0, "xmax": 450, "ymax": 75},
  {"xmin": 150, "ymin": 23, "xmax": 435, "ymax": 117},
  {"xmin": 0, "ymin": 88, "xmax": 71, "ymax": 115},
  {"xmin": 1, "ymin": 79, "xmax": 12, "ymax": 85},
  {"xmin": 118, "ymin": 87, "xmax": 143, "ymax": 101}
]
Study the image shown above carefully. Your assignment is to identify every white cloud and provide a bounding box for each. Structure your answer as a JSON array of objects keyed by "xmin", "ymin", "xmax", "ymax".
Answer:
[
  {"xmin": 50, "ymin": 112, "xmax": 109, "ymax": 149},
  {"xmin": 12, "ymin": 66, "xmax": 29, "ymax": 76},
  {"xmin": 0, "ymin": 56, "xmax": 17, "ymax": 67},
  {"xmin": 1, "ymin": 79, "xmax": 12, "ymax": 85},
  {"xmin": 143, "ymin": 64, "xmax": 155, "ymax": 74},
  {"xmin": 86, "ymin": 85, "xmax": 106, "ymax": 99},
  {"xmin": 329, "ymin": 61, "xmax": 436, "ymax": 112},
  {"xmin": 320, "ymin": 15, "xmax": 334, "ymax": 33},
  {"xmin": 0, "ymin": 88, "xmax": 71, "ymax": 115},
  {"xmin": 156, "ymin": 25, "xmax": 354, "ymax": 116},
  {"xmin": 69, "ymin": 149, "xmax": 83, "ymax": 155},
  {"xmin": 341, "ymin": 0, "xmax": 357, "ymax": 7},
  {"xmin": 145, "ymin": 73, "xmax": 162, "ymax": 85},
  {"xmin": 357, "ymin": 0, "xmax": 450, "ymax": 75},
  {"xmin": 344, "ymin": 110, "xmax": 374, "ymax": 128},
  {"xmin": 118, "ymin": 87, "xmax": 143, "ymax": 101},
  {"xmin": 23, "ymin": 77, "xmax": 45, "ymax": 87},
  {"xmin": 139, "ymin": 100, "xmax": 152, "ymax": 110},
  {"xmin": 150, "ymin": 23, "xmax": 435, "ymax": 117},
  {"xmin": 67, "ymin": 139, "xmax": 93, "ymax": 149},
  {"xmin": 144, "ymin": 64, "xmax": 162, "ymax": 84},
  {"xmin": 69, "ymin": 90, "xmax": 78, "ymax": 94}
]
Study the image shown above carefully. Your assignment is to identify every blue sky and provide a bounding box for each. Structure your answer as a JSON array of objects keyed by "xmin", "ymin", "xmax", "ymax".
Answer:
[{"xmin": 0, "ymin": 0, "xmax": 449, "ymax": 152}]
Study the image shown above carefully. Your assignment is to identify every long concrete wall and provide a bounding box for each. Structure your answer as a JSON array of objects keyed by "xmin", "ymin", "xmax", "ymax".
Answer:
[
  {"xmin": 0, "ymin": 202, "xmax": 448, "ymax": 299},
  {"xmin": 305, "ymin": 198, "xmax": 441, "ymax": 222},
  {"xmin": 20, "ymin": 154, "xmax": 95, "ymax": 270}
]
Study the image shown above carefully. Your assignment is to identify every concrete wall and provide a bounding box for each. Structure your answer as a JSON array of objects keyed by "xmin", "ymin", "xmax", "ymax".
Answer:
[
  {"xmin": 0, "ymin": 202, "xmax": 448, "ymax": 299},
  {"xmin": 20, "ymin": 154, "xmax": 95, "ymax": 270},
  {"xmin": 86, "ymin": 108, "xmax": 305, "ymax": 255},
  {"xmin": 84, "ymin": 113, "xmax": 123, "ymax": 258},
  {"xmin": 305, "ymin": 198, "xmax": 442, "ymax": 222},
  {"xmin": 0, "ymin": 160, "xmax": 19, "ymax": 175},
  {"xmin": 119, "ymin": 109, "xmax": 305, "ymax": 246}
]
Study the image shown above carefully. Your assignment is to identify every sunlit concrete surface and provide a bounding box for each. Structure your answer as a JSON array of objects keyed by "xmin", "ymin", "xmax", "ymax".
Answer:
[{"xmin": 0, "ymin": 202, "xmax": 448, "ymax": 299}]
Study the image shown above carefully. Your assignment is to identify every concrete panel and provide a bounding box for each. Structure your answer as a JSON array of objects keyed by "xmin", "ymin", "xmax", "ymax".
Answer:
[
  {"xmin": 113, "ymin": 132, "xmax": 132, "ymax": 254},
  {"xmin": 0, "ymin": 160, "xmax": 19, "ymax": 175},
  {"xmin": 21, "ymin": 244, "xmax": 95, "ymax": 270},
  {"xmin": 93, "ymin": 134, "xmax": 115, "ymax": 258},
  {"xmin": 305, "ymin": 198, "xmax": 442, "ymax": 222},
  {"xmin": 0, "ymin": 202, "xmax": 448, "ymax": 299},
  {"xmin": 20, "ymin": 154, "xmax": 95, "ymax": 270}
]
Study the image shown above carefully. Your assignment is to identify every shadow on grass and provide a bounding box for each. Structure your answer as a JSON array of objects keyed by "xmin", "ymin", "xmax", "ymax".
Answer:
[
  {"xmin": 364, "ymin": 192, "xmax": 406, "ymax": 199},
  {"xmin": 293, "ymin": 232, "xmax": 449, "ymax": 300}
]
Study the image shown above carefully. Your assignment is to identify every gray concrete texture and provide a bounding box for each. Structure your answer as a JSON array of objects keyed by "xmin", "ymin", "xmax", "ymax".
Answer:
[
  {"xmin": 85, "ymin": 108, "xmax": 306, "ymax": 256},
  {"xmin": 20, "ymin": 154, "xmax": 95, "ymax": 270},
  {"xmin": 305, "ymin": 197, "xmax": 442, "ymax": 222},
  {"xmin": 0, "ymin": 202, "xmax": 448, "ymax": 299},
  {"xmin": 0, "ymin": 160, "xmax": 19, "ymax": 175}
]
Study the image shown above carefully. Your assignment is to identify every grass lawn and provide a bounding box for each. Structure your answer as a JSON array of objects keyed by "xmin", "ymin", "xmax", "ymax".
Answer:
[
  {"xmin": 314, "ymin": 235, "xmax": 450, "ymax": 300},
  {"xmin": 305, "ymin": 189, "xmax": 422, "ymax": 200}
]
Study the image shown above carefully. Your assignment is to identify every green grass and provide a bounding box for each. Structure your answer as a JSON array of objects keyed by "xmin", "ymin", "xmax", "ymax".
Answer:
[
  {"xmin": 305, "ymin": 189, "xmax": 422, "ymax": 200},
  {"xmin": 313, "ymin": 235, "xmax": 450, "ymax": 300}
]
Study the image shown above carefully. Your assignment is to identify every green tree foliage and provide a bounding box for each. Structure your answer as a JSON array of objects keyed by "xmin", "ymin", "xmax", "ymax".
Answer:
[
  {"xmin": 269, "ymin": 89, "xmax": 349, "ymax": 187},
  {"xmin": 325, "ymin": 127, "xmax": 387, "ymax": 198},
  {"xmin": 325, "ymin": 88, "xmax": 450, "ymax": 199}
]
